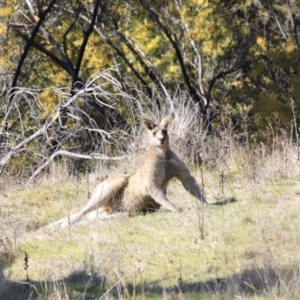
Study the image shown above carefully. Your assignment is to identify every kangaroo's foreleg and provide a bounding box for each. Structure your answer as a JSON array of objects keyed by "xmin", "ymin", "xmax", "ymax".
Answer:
[
  {"xmin": 148, "ymin": 184, "xmax": 180, "ymax": 212},
  {"xmin": 179, "ymin": 174, "xmax": 206, "ymax": 203},
  {"xmin": 165, "ymin": 156, "xmax": 206, "ymax": 204}
]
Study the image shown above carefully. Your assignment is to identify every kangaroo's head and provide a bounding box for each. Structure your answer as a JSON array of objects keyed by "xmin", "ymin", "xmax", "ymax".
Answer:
[{"xmin": 142, "ymin": 116, "xmax": 171, "ymax": 150}]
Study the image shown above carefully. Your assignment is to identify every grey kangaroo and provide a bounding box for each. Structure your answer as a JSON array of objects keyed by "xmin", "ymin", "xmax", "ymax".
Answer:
[{"xmin": 47, "ymin": 116, "xmax": 206, "ymax": 228}]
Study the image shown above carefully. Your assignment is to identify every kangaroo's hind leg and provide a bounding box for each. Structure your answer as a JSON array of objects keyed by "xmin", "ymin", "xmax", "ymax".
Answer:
[
  {"xmin": 79, "ymin": 211, "xmax": 129, "ymax": 225},
  {"xmin": 46, "ymin": 174, "xmax": 129, "ymax": 229}
]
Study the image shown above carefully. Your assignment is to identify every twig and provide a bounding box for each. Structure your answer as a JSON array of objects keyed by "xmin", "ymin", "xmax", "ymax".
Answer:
[{"xmin": 26, "ymin": 150, "xmax": 126, "ymax": 185}]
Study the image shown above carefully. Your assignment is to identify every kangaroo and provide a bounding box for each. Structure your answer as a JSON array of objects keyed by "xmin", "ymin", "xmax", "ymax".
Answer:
[{"xmin": 47, "ymin": 116, "xmax": 206, "ymax": 229}]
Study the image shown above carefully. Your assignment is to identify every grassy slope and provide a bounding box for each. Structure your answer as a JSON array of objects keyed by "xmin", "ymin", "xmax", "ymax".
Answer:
[{"xmin": 1, "ymin": 143, "xmax": 300, "ymax": 299}]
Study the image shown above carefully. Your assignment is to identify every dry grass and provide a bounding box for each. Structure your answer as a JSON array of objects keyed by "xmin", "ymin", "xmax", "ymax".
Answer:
[{"xmin": 1, "ymin": 104, "xmax": 300, "ymax": 299}]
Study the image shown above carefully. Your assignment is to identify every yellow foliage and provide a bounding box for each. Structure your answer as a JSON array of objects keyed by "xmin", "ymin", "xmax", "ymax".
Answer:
[
  {"xmin": 87, "ymin": 53, "xmax": 103, "ymax": 70},
  {"xmin": 202, "ymin": 41, "xmax": 214, "ymax": 55},
  {"xmin": 0, "ymin": 6, "xmax": 13, "ymax": 17},
  {"xmin": 250, "ymin": 47, "xmax": 260, "ymax": 57},
  {"xmin": 0, "ymin": 57, "xmax": 7, "ymax": 69},
  {"xmin": 235, "ymin": 102, "xmax": 250, "ymax": 114},
  {"xmin": 181, "ymin": 0, "xmax": 238, "ymax": 61},
  {"xmin": 38, "ymin": 88, "xmax": 59, "ymax": 116},
  {"xmin": 73, "ymin": 39, "xmax": 83, "ymax": 47},
  {"xmin": 262, "ymin": 76, "xmax": 271, "ymax": 85},
  {"xmin": 146, "ymin": 36, "xmax": 161, "ymax": 52},
  {"xmin": 202, "ymin": 1, "xmax": 209, "ymax": 8},
  {"xmin": 285, "ymin": 38, "xmax": 295, "ymax": 53},
  {"xmin": 231, "ymin": 80, "xmax": 242, "ymax": 87},
  {"xmin": 169, "ymin": 65, "xmax": 179, "ymax": 75},
  {"xmin": 132, "ymin": 23, "xmax": 154, "ymax": 52},
  {"xmin": 50, "ymin": 72, "xmax": 68, "ymax": 87},
  {"xmin": 256, "ymin": 36, "xmax": 266, "ymax": 51},
  {"xmin": 245, "ymin": 0, "xmax": 253, "ymax": 7},
  {"xmin": 154, "ymin": 58, "xmax": 162, "ymax": 68},
  {"xmin": 190, "ymin": 0, "xmax": 209, "ymax": 7},
  {"xmin": 0, "ymin": 23, "xmax": 6, "ymax": 35}
]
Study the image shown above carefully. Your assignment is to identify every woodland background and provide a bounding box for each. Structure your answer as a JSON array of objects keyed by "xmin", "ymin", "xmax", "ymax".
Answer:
[
  {"xmin": 0, "ymin": 0, "xmax": 300, "ymax": 179},
  {"xmin": 1, "ymin": 1, "xmax": 300, "ymax": 299}
]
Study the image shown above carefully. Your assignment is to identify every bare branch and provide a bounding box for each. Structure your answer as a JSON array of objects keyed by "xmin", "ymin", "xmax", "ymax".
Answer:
[
  {"xmin": 9, "ymin": 27, "xmax": 71, "ymax": 73},
  {"xmin": 0, "ymin": 68, "xmax": 133, "ymax": 176},
  {"xmin": 9, "ymin": 0, "xmax": 57, "ymax": 104},
  {"xmin": 0, "ymin": 88, "xmax": 85, "ymax": 175},
  {"xmin": 174, "ymin": 0, "xmax": 207, "ymax": 107},
  {"xmin": 208, "ymin": 62, "xmax": 250, "ymax": 97},
  {"xmin": 25, "ymin": 0, "xmax": 75, "ymax": 75},
  {"xmin": 113, "ymin": 29, "xmax": 174, "ymax": 110},
  {"xmin": 139, "ymin": 0, "xmax": 205, "ymax": 113},
  {"xmin": 286, "ymin": 0, "xmax": 300, "ymax": 51},
  {"xmin": 27, "ymin": 150, "xmax": 126, "ymax": 185},
  {"xmin": 268, "ymin": 0, "xmax": 288, "ymax": 41},
  {"xmin": 0, "ymin": 0, "xmax": 57, "ymax": 149},
  {"xmin": 73, "ymin": 0, "xmax": 101, "ymax": 84}
]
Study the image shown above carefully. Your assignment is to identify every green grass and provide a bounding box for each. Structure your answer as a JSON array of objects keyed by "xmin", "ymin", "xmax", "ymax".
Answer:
[{"xmin": 1, "ymin": 146, "xmax": 300, "ymax": 299}]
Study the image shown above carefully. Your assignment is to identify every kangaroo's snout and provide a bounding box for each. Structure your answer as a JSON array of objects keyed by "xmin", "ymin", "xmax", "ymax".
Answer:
[{"xmin": 159, "ymin": 135, "xmax": 165, "ymax": 143}]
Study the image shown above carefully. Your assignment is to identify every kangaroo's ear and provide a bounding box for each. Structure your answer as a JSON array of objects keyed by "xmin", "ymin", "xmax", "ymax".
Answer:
[
  {"xmin": 141, "ymin": 118, "xmax": 156, "ymax": 130},
  {"xmin": 160, "ymin": 116, "xmax": 171, "ymax": 128}
]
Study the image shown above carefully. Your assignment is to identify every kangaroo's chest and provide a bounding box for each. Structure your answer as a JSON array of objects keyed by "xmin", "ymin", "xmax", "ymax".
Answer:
[
  {"xmin": 123, "ymin": 160, "xmax": 166, "ymax": 211},
  {"xmin": 146, "ymin": 155, "xmax": 166, "ymax": 184},
  {"xmin": 122, "ymin": 147, "xmax": 167, "ymax": 212}
]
